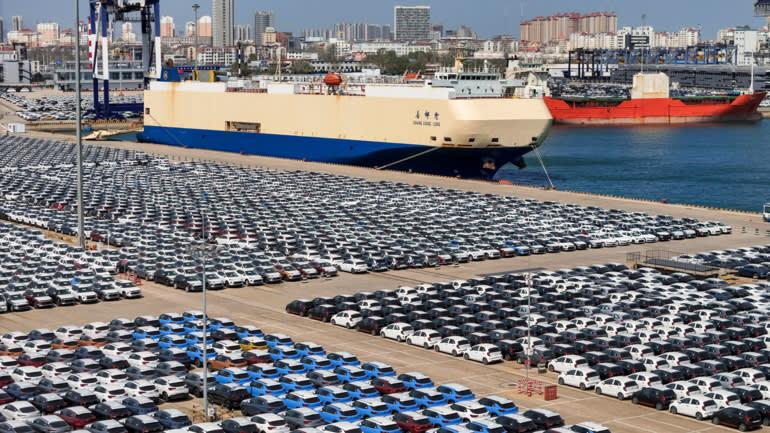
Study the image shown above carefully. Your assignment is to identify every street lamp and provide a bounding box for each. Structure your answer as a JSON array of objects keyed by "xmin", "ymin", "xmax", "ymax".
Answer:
[
  {"xmin": 192, "ymin": 3, "xmax": 200, "ymax": 80},
  {"xmin": 190, "ymin": 210, "xmax": 220, "ymax": 422},
  {"xmin": 525, "ymin": 272, "xmax": 533, "ymax": 380},
  {"xmin": 74, "ymin": 0, "xmax": 85, "ymax": 248}
]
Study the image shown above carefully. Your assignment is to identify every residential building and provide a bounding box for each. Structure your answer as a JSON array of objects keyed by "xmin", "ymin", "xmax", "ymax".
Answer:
[
  {"xmin": 198, "ymin": 16, "xmax": 212, "ymax": 38},
  {"xmin": 254, "ymin": 11, "xmax": 274, "ymax": 46},
  {"xmin": 36, "ymin": 22, "xmax": 60, "ymax": 45},
  {"xmin": 160, "ymin": 16, "xmax": 175, "ymax": 38},
  {"xmin": 185, "ymin": 21, "xmax": 196, "ymax": 37},
  {"xmin": 735, "ymin": 26, "xmax": 759, "ymax": 65},
  {"xmin": 394, "ymin": 5, "xmax": 431, "ymax": 41},
  {"xmin": 122, "ymin": 22, "xmax": 137, "ymax": 43},
  {"xmin": 352, "ymin": 41, "xmax": 432, "ymax": 56},
  {"xmin": 11, "ymin": 16, "xmax": 22, "ymax": 32},
  {"xmin": 212, "ymin": 0, "xmax": 234, "ymax": 47},
  {"xmin": 234, "ymin": 24, "xmax": 252, "ymax": 42},
  {"xmin": 197, "ymin": 46, "xmax": 237, "ymax": 65},
  {"xmin": 520, "ymin": 11, "xmax": 616, "ymax": 44}
]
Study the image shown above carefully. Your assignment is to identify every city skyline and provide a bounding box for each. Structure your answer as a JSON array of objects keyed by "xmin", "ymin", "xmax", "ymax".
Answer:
[{"xmin": 0, "ymin": 0, "xmax": 766, "ymax": 40}]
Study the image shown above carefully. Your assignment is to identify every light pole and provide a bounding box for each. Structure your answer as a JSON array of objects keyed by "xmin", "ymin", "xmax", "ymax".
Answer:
[
  {"xmin": 191, "ymin": 196, "xmax": 218, "ymax": 421},
  {"xmin": 525, "ymin": 272, "xmax": 532, "ymax": 380},
  {"xmin": 192, "ymin": 3, "xmax": 200, "ymax": 80},
  {"xmin": 74, "ymin": 0, "xmax": 85, "ymax": 248}
]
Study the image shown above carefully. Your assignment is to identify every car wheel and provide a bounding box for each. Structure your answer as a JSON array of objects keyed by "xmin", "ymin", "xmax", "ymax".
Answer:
[
  {"xmin": 345, "ymin": 323, "xmax": 352, "ymax": 329},
  {"xmin": 463, "ymin": 354, "xmax": 469, "ymax": 360},
  {"xmin": 558, "ymin": 378, "xmax": 564, "ymax": 385},
  {"xmin": 579, "ymin": 383, "xmax": 586, "ymax": 391},
  {"xmin": 655, "ymin": 402, "xmax": 663, "ymax": 410},
  {"xmin": 435, "ymin": 346, "xmax": 441, "ymax": 352},
  {"xmin": 370, "ymin": 330, "xmax": 376, "ymax": 336},
  {"xmin": 669, "ymin": 407, "xmax": 677, "ymax": 415},
  {"xmin": 452, "ymin": 350, "xmax": 458, "ymax": 356},
  {"xmin": 482, "ymin": 358, "xmax": 489, "ymax": 365},
  {"xmin": 617, "ymin": 392, "xmax": 624, "ymax": 400},
  {"xmin": 594, "ymin": 387, "xmax": 602, "ymax": 395},
  {"xmin": 423, "ymin": 343, "xmax": 429, "ymax": 349},
  {"xmin": 695, "ymin": 412, "xmax": 703, "ymax": 421},
  {"xmin": 161, "ymin": 393, "xmax": 168, "ymax": 401},
  {"xmin": 763, "ymin": 417, "xmax": 770, "ymax": 426},
  {"xmin": 739, "ymin": 423, "xmax": 748, "ymax": 432},
  {"xmin": 631, "ymin": 397, "xmax": 639, "ymax": 405}
]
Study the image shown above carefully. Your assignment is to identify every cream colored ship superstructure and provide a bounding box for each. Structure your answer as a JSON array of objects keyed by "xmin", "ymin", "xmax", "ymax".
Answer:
[{"xmin": 141, "ymin": 69, "xmax": 552, "ymax": 178}]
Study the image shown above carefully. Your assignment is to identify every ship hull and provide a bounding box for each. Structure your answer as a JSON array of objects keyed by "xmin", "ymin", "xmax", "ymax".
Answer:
[
  {"xmin": 140, "ymin": 125, "xmax": 534, "ymax": 178},
  {"xmin": 545, "ymin": 92, "xmax": 766, "ymax": 125}
]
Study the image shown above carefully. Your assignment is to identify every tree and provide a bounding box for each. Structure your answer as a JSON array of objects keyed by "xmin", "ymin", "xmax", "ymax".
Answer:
[{"xmin": 291, "ymin": 60, "xmax": 314, "ymax": 74}]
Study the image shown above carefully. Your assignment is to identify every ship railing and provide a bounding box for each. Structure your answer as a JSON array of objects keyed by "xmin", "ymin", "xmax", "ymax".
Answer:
[{"xmin": 226, "ymin": 88, "xmax": 267, "ymax": 94}]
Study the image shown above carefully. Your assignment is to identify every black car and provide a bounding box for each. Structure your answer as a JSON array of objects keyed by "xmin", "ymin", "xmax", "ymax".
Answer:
[
  {"xmin": 285, "ymin": 299, "xmax": 313, "ymax": 316},
  {"xmin": 357, "ymin": 317, "xmax": 386, "ymax": 335},
  {"xmin": 496, "ymin": 340, "xmax": 523, "ymax": 361},
  {"xmin": 520, "ymin": 409, "xmax": 564, "ymax": 430},
  {"xmin": 746, "ymin": 401, "xmax": 770, "ymax": 426},
  {"xmin": 727, "ymin": 386, "xmax": 764, "ymax": 404},
  {"xmin": 30, "ymin": 393, "xmax": 68, "ymax": 414},
  {"xmin": 124, "ymin": 416, "xmax": 164, "ymax": 433},
  {"xmin": 631, "ymin": 386, "xmax": 677, "ymax": 410},
  {"xmin": 92, "ymin": 402, "xmax": 132, "ymax": 420},
  {"xmin": 711, "ymin": 405, "xmax": 763, "ymax": 431},
  {"xmin": 494, "ymin": 415, "xmax": 536, "ymax": 433},
  {"xmin": 207, "ymin": 384, "xmax": 250, "ymax": 410},
  {"xmin": 615, "ymin": 359, "xmax": 645, "ymax": 375}
]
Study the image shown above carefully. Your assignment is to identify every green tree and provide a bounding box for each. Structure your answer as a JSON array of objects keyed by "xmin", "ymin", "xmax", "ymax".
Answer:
[{"xmin": 291, "ymin": 60, "xmax": 314, "ymax": 74}]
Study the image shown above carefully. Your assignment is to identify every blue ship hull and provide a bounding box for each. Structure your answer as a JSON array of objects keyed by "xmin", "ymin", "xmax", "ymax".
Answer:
[{"xmin": 139, "ymin": 126, "xmax": 533, "ymax": 178}]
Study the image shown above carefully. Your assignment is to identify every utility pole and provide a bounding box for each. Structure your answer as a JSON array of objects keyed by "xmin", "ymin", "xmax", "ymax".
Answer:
[
  {"xmin": 75, "ymin": 0, "xmax": 85, "ymax": 248},
  {"xmin": 193, "ymin": 3, "xmax": 200, "ymax": 80}
]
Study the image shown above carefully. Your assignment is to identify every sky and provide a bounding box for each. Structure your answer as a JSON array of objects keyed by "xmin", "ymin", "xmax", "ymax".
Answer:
[{"xmin": 0, "ymin": 0, "xmax": 767, "ymax": 39}]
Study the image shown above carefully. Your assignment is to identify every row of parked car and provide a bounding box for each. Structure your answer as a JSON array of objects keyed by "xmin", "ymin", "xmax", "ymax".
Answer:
[
  {"xmin": 1, "ymin": 92, "xmax": 142, "ymax": 122},
  {"xmin": 287, "ymin": 244, "xmax": 770, "ymax": 430},
  {"xmin": 0, "ymin": 222, "xmax": 141, "ymax": 313},
  {"xmin": 0, "ymin": 137, "xmax": 730, "ymax": 290},
  {"xmin": 0, "ymin": 312, "xmax": 609, "ymax": 433}
]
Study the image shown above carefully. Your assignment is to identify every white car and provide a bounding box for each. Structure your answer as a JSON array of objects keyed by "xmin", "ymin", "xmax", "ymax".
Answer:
[
  {"xmin": 406, "ymin": 329, "xmax": 441, "ymax": 349},
  {"xmin": 642, "ymin": 356, "xmax": 669, "ymax": 372},
  {"xmin": 691, "ymin": 377, "xmax": 722, "ymax": 394},
  {"xmin": 734, "ymin": 368, "xmax": 766, "ymax": 385},
  {"xmin": 669, "ymin": 395, "xmax": 719, "ymax": 420},
  {"xmin": 96, "ymin": 369, "xmax": 129, "ymax": 385},
  {"xmin": 380, "ymin": 323, "xmax": 414, "ymax": 342},
  {"xmin": 0, "ymin": 401, "xmax": 40, "ymax": 421},
  {"xmin": 153, "ymin": 376, "xmax": 189, "ymax": 401},
  {"xmin": 449, "ymin": 401, "xmax": 489, "ymax": 422},
  {"xmin": 10, "ymin": 366, "xmax": 43, "ymax": 384},
  {"xmin": 558, "ymin": 368, "xmax": 601, "ymax": 390},
  {"xmin": 434, "ymin": 337, "xmax": 470, "ymax": 356},
  {"xmin": 124, "ymin": 380, "xmax": 160, "ymax": 400},
  {"xmin": 40, "ymin": 362, "xmax": 71, "ymax": 380},
  {"xmin": 212, "ymin": 340, "xmax": 241, "ymax": 356},
  {"xmin": 595, "ymin": 376, "xmax": 639, "ymax": 400},
  {"xmin": 548, "ymin": 355, "xmax": 588, "ymax": 373},
  {"xmin": 627, "ymin": 344, "xmax": 654, "ymax": 360},
  {"xmin": 703, "ymin": 390, "xmax": 741, "ymax": 409},
  {"xmin": 463, "ymin": 344, "xmax": 503, "ymax": 364},
  {"xmin": 251, "ymin": 413, "xmax": 290, "ymax": 433},
  {"xmin": 666, "ymin": 381, "xmax": 702, "ymax": 399},
  {"xmin": 127, "ymin": 351, "xmax": 159, "ymax": 368},
  {"xmin": 102, "ymin": 343, "xmax": 132, "ymax": 359},
  {"xmin": 93, "ymin": 384, "xmax": 128, "ymax": 402},
  {"xmin": 330, "ymin": 311, "xmax": 363, "ymax": 329},
  {"xmin": 627, "ymin": 372, "xmax": 663, "ymax": 388},
  {"xmin": 338, "ymin": 260, "xmax": 368, "ymax": 274}
]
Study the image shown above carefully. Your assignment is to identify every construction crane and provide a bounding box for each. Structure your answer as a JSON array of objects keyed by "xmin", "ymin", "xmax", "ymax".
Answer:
[{"xmin": 88, "ymin": 0, "xmax": 162, "ymax": 118}]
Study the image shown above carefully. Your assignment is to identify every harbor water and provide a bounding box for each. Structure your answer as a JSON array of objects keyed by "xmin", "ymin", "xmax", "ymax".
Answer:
[{"xmin": 501, "ymin": 121, "xmax": 770, "ymax": 212}]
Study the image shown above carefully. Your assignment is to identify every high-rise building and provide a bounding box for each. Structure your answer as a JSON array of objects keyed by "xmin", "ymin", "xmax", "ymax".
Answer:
[
  {"xmin": 36, "ymin": 22, "xmax": 60, "ymax": 45},
  {"xmin": 212, "ymin": 0, "xmax": 234, "ymax": 47},
  {"xmin": 0, "ymin": 18, "xmax": 4, "ymax": 43},
  {"xmin": 520, "ymin": 11, "xmax": 616, "ymax": 44},
  {"xmin": 254, "ymin": 11, "xmax": 274, "ymax": 46},
  {"xmin": 11, "ymin": 16, "xmax": 23, "ymax": 32},
  {"xmin": 394, "ymin": 6, "xmax": 431, "ymax": 41},
  {"xmin": 234, "ymin": 24, "xmax": 252, "ymax": 42},
  {"xmin": 185, "ymin": 21, "xmax": 196, "ymax": 37},
  {"xmin": 160, "ymin": 16, "xmax": 175, "ymax": 38},
  {"xmin": 121, "ymin": 22, "xmax": 137, "ymax": 43},
  {"xmin": 198, "ymin": 16, "xmax": 213, "ymax": 38}
]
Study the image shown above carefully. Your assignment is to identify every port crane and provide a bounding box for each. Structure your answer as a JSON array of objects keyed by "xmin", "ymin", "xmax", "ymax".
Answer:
[{"xmin": 88, "ymin": 0, "xmax": 162, "ymax": 118}]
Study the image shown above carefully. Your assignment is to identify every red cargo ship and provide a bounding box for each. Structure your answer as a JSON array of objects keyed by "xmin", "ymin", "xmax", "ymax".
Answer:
[{"xmin": 545, "ymin": 72, "xmax": 766, "ymax": 125}]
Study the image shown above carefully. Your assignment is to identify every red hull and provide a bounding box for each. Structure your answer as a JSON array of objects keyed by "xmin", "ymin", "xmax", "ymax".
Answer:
[{"xmin": 545, "ymin": 92, "xmax": 767, "ymax": 125}]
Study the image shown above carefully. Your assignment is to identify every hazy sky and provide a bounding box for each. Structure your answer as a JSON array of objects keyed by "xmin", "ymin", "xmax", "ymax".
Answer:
[{"xmin": 0, "ymin": 0, "xmax": 766, "ymax": 39}]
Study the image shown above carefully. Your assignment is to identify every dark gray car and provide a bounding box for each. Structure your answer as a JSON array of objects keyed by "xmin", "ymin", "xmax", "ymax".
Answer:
[{"xmin": 282, "ymin": 408, "xmax": 324, "ymax": 429}]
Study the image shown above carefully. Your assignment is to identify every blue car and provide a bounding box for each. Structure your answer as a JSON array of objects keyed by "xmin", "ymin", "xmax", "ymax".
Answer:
[
  {"xmin": 317, "ymin": 386, "xmax": 353, "ymax": 405},
  {"xmin": 283, "ymin": 390, "xmax": 323, "ymax": 409},
  {"xmin": 275, "ymin": 359, "xmax": 306, "ymax": 375},
  {"xmin": 359, "ymin": 417, "xmax": 402, "ymax": 433},
  {"xmin": 235, "ymin": 325, "xmax": 264, "ymax": 339},
  {"xmin": 186, "ymin": 346, "xmax": 216, "ymax": 365},
  {"xmin": 301, "ymin": 355, "xmax": 334, "ymax": 371},
  {"xmin": 381, "ymin": 393, "xmax": 419, "ymax": 413},
  {"xmin": 334, "ymin": 366, "xmax": 368, "ymax": 383},
  {"xmin": 158, "ymin": 335, "xmax": 188, "ymax": 350},
  {"xmin": 342, "ymin": 381, "xmax": 380, "ymax": 400},
  {"xmin": 361, "ymin": 361, "xmax": 396, "ymax": 379},
  {"xmin": 269, "ymin": 346, "xmax": 301, "ymax": 361},
  {"xmin": 294, "ymin": 342, "xmax": 325, "ymax": 357},
  {"xmin": 246, "ymin": 364, "xmax": 280, "ymax": 380},
  {"xmin": 5, "ymin": 383, "xmax": 39, "ymax": 401},
  {"xmin": 352, "ymin": 398, "xmax": 392, "ymax": 418},
  {"xmin": 184, "ymin": 332, "xmax": 213, "ymax": 347},
  {"xmin": 123, "ymin": 397, "xmax": 158, "ymax": 415},
  {"xmin": 422, "ymin": 407, "xmax": 462, "ymax": 427},
  {"xmin": 181, "ymin": 311, "xmax": 204, "ymax": 322},
  {"xmin": 279, "ymin": 374, "xmax": 314, "ymax": 392},
  {"xmin": 477, "ymin": 396, "xmax": 518, "ymax": 415},
  {"xmin": 436, "ymin": 384, "xmax": 475, "ymax": 403},
  {"xmin": 327, "ymin": 352, "xmax": 360, "ymax": 367},
  {"xmin": 183, "ymin": 321, "xmax": 205, "ymax": 334},
  {"xmin": 264, "ymin": 333, "xmax": 293, "ymax": 348},
  {"xmin": 408, "ymin": 388, "xmax": 447, "ymax": 408},
  {"xmin": 397, "ymin": 372, "xmax": 433, "ymax": 390},
  {"xmin": 159, "ymin": 324, "xmax": 186, "ymax": 336},
  {"xmin": 319, "ymin": 403, "xmax": 362, "ymax": 423},
  {"xmin": 247, "ymin": 379, "xmax": 285, "ymax": 397},
  {"xmin": 215, "ymin": 368, "xmax": 251, "ymax": 385},
  {"xmin": 208, "ymin": 317, "xmax": 236, "ymax": 331}
]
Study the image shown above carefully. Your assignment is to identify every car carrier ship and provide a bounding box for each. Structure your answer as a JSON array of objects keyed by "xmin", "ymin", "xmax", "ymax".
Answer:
[
  {"xmin": 140, "ymin": 66, "xmax": 552, "ymax": 179},
  {"xmin": 544, "ymin": 72, "xmax": 766, "ymax": 125}
]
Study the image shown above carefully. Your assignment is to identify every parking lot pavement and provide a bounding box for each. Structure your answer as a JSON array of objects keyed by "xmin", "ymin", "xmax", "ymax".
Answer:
[{"xmin": 0, "ymin": 274, "xmax": 742, "ymax": 433}]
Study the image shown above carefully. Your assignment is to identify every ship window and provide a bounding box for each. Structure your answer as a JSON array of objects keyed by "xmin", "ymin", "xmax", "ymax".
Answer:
[
  {"xmin": 491, "ymin": 138, "xmax": 499, "ymax": 143},
  {"xmin": 145, "ymin": 108, "xmax": 150, "ymax": 115},
  {"xmin": 444, "ymin": 137, "xmax": 452, "ymax": 142},
  {"xmin": 430, "ymin": 136, "xmax": 437, "ymax": 141},
  {"xmin": 226, "ymin": 121, "xmax": 261, "ymax": 133},
  {"xmin": 468, "ymin": 138, "xmax": 476, "ymax": 143}
]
